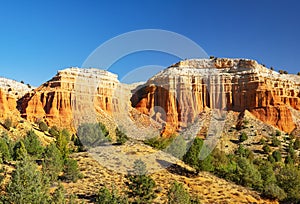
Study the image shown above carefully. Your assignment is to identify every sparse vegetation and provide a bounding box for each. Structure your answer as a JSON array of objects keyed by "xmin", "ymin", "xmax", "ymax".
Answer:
[{"xmin": 38, "ymin": 121, "xmax": 48, "ymax": 132}]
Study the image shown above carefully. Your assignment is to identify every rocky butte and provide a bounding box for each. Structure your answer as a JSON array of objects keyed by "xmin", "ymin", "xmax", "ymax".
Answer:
[
  {"xmin": 132, "ymin": 58, "xmax": 300, "ymax": 134},
  {"xmin": 1, "ymin": 58, "xmax": 300, "ymax": 136}
]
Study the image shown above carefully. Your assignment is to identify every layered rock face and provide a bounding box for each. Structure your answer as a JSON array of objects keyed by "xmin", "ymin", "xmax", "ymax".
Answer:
[
  {"xmin": 18, "ymin": 68, "xmax": 121, "ymax": 130},
  {"xmin": 131, "ymin": 58, "xmax": 300, "ymax": 133}
]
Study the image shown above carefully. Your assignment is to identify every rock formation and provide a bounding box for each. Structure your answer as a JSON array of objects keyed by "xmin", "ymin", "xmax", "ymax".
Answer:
[
  {"xmin": 131, "ymin": 58, "xmax": 300, "ymax": 134},
  {"xmin": 18, "ymin": 68, "xmax": 122, "ymax": 130}
]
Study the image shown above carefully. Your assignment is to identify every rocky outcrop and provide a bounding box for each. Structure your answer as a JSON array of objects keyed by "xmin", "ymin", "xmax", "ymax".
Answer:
[
  {"xmin": 18, "ymin": 68, "xmax": 121, "ymax": 130},
  {"xmin": 0, "ymin": 88, "xmax": 18, "ymax": 119},
  {"xmin": 131, "ymin": 58, "xmax": 300, "ymax": 134}
]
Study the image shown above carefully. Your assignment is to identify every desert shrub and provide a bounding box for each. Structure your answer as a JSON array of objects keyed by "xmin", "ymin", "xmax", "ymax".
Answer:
[
  {"xmin": 271, "ymin": 137, "xmax": 281, "ymax": 147},
  {"xmin": 96, "ymin": 186, "xmax": 128, "ymax": 204},
  {"xmin": 256, "ymin": 160, "xmax": 276, "ymax": 186},
  {"xmin": 294, "ymin": 138, "xmax": 300, "ymax": 150},
  {"xmin": 268, "ymin": 155, "xmax": 276, "ymax": 163},
  {"xmin": 23, "ymin": 130, "xmax": 44, "ymax": 158},
  {"xmin": 297, "ymin": 72, "xmax": 300, "ymax": 76},
  {"xmin": 63, "ymin": 158, "xmax": 80, "ymax": 183},
  {"xmin": 144, "ymin": 136, "xmax": 174, "ymax": 150},
  {"xmin": 4, "ymin": 158, "xmax": 50, "ymax": 203},
  {"xmin": 272, "ymin": 150, "xmax": 282, "ymax": 162},
  {"xmin": 263, "ymin": 183, "xmax": 286, "ymax": 201},
  {"xmin": 42, "ymin": 142, "xmax": 64, "ymax": 182},
  {"xmin": 115, "ymin": 127, "xmax": 128, "ymax": 145},
  {"xmin": 235, "ymin": 144, "xmax": 252, "ymax": 159},
  {"xmin": 77, "ymin": 123, "xmax": 110, "ymax": 148},
  {"xmin": 56, "ymin": 131, "xmax": 69, "ymax": 160},
  {"xmin": 3, "ymin": 118, "xmax": 12, "ymax": 130},
  {"xmin": 183, "ymin": 138, "xmax": 203, "ymax": 168},
  {"xmin": 126, "ymin": 159, "xmax": 156, "ymax": 203},
  {"xmin": 276, "ymin": 165, "xmax": 300, "ymax": 202},
  {"xmin": 275, "ymin": 130, "xmax": 281, "ymax": 136},
  {"xmin": 168, "ymin": 181, "xmax": 191, "ymax": 204},
  {"xmin": 13, "ymin": 141, "xmax": 28, "ymax": 160},
  {"xmin": 38, "ymin": 121, "xmax": 48, "ymax": 132},
  {"xmin": 0, "ymin": 137, "xmax": 11, "ymax": 162},
  {"xmin": 165, "ymin": 135, "xmax": 187, "ymax": 159},
  {"xmin": 49, "ymin": 126, "xmax": 59, "ymax": 137},
  {"xmin": 235, "ymin": 157, "xmax": 263, "ymax": 190},
  {"xmin": 239, "ymin": 132, "xmax": 248, "ymax": 142},
  {"xmin": 262, "ymin": 144, "xmax": 271, "ymax": 154},
  {"xmin": 285, "ymin": 154, "xmax": 294, "ymax": 164},
  {"xmin": 52, "ymin": 183, "xmax": 66, "ymax": 204}
]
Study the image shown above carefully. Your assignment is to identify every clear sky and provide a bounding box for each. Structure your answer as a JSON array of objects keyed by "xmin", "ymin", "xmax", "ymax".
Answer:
[{"xmin": 0, "ymin": 0, "xmax": 299, "ymax": 86}]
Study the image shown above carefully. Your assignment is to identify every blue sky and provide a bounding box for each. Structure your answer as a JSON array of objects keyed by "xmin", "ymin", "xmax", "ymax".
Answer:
[{"xmin": 0, "ymin": 0, "xmax": 299, "ymax": 86}]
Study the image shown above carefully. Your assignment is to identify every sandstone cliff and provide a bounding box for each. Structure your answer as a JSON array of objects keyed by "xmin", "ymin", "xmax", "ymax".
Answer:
[
  {"xmin": 131, "ymin": 58, "xmax": 300, "ymax": 134},
  {"xmin": 18, "ymin": 68, "xmax": 122, "ymax": 131}
]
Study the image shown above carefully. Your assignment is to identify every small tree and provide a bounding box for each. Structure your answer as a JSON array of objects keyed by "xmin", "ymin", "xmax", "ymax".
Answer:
[
  {"xmin": 63, "ymin": 158, "xmax": 80, "ymax": 183},
  {"xmin": 52, "ymin": 183, "xmax": 66, "ymax": 204},
  {"xmin": 0, "ymin": 137, "xmax": 11, "ymax": 162},
  {"xmin": 23, "ymin": 130, "xmax": 44, "ymax": 158},
  {"xmin": 263, "ymin": 144, "xmax": 271, "ymax": 154},
  {"xmin": 126, "ymin": 159, "xmax": 156, "ymax": 203},
  {"xmin": 165, "ymin": 135, "xmax": 187, "ymax": 159},
  {"xmin": 13, "ymin": 141, "xmax": 28, "ymax": 160},
  {"xmin": 3, "ymin": 118, "xmax": 12, "ymax": 130},
  {"xmin": 49, "ymin": 126, "xmax": 59, "ymax": 137},
  {"xmin": 43, "ymin": 142, "xmax": 64, "ymax": 182},
  {"xmin": 271, "ymin": 137, "xmax": 281, "ymax": 147},
  {"xmin": 96, "ymin": 186, "xmax": 128, "ymax": 204},
  {"xmin": 294, "ymin": 138, "xmax": 300, "ymax": 150},
  {"xmin": 38, "ymin": 121, "xmax": 48, "ymax": 132},
  {"xmin": 115, "ymin": 127, "xmax": 128, "ymax": 145},
  {"xmin": 239, "ymin": 132, "xmax": 248, "ymax": 142},
  {"xmin": 5, "ymin": 158, "xmax": 50, "ymax": 203},
  {"xmin": 272, "ymin": 150, "xmax": 282, "ymax": 162},
  {"xmin": 168, "ymin": 181, "xmax": 191, "ymax": 204},
  {"xmin": 183, "ymin": 138, "xmax": 203, "ymax": 168}
]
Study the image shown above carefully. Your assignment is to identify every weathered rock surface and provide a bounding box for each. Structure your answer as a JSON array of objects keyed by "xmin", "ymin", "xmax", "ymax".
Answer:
[
  {"xmin": 132, "ymin": 58, "xmax": 300, "ymax": 134},
  {"xmin": 18, "ymin": 68, "xmax": 122, "ymax": 130}
]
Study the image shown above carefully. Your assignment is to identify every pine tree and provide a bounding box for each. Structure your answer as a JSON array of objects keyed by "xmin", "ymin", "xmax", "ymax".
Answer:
[
  {"xmin": 5, "ymin": 158, "xmax": 50, "ymax": 203},
  {"xmin": 126, "ymin": 159, "xmax": 156, "ymax": 203},
  {"xmin": 63, "ymin": 158, "xmax": 80, "ymax": 183},
  {"xmin": 168, "ymin": 181, "xmax": 191, "ymax": 204},
  {"xmin": 52, "ymin": 182, "xmax": 66, "ymax": 204},
  {"xmin": 183, "ymin": 138, "xmax": 203, "ymax": 168},
  {"xmin": 13, "ymin": 141, "xmax": 28, "ymax": 160},
  {"xmin": 43, "ymin": 142, "xmax": 64, "ymax": 182},
  {"xmin": 23, "ymin": 130, "xmax": 44, "ymax": 158}
]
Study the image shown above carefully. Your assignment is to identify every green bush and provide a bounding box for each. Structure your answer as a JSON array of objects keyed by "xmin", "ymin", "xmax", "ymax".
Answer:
[
  {"xmin": 0, "ymin": 137, "xmax": 11, "ymax": 162},
  {"xmin": 96, "ymin": 186, "xmax": 128, "ymax": 204},
  {"xmin": 23, "ymin": 130, "xmax": 44, "ymax": 158},
  {"xmin": 38, "ymin": 121, "xmax": 48, "ymax": 132},
  {"xmin": 239, "ymin": 132, "xmax": 248, "ymax": 142},
  {"xmin": 263, "ymin": 183, "xmax": 286, "ymax": 201},
  {"xmin": 43, "ymin": 143, "xmax": 64, "ymax": 182},
  {"xmin": 165, "ymin": 135, "xmax": 187, "ymax": 159},
  {"xmin": 275, "ymin": 130, "xmax": 281, "ymax": 136},
  {"xmin": 271, "ymin": 137, "xmax": 281, "ymax": 147},
  {"xmin": 77, "ymin": 123, "xmax": 110, "ymax": 148},
  {"xmin": 277, "ymin": 165, "xmax": 300, "ymax": 202},
  {"xmin": 272, "ymin": 150, "xmax": 282, "ymax": 162},
  {"xmin": 294, "ymin": 138, "xmax": 300, "ymax": 150},
  {"xmin": 168, "ymin": 181, "xmax": 191, "ymax": 204},
  {"xmin": 115, "ymin": 127, "xmax": 128, "ymax": 145},
  {"xmin": 183, "ymin": 138, "xmax": 203, "ymax": 168},
  {"xmin": 52, "ymin": 183, "xmax": 66, "ymax": 204},
  {"xmin": 4, "ymin": 158, "xmax": 50, "ymax": 203},
  {"xmin": 144, "ymin": 136, "xmax": 174, "ymax": 150},
  {"xmin": 126, "ymin": 159, "xmax": 156, "ymax": 203},
  {"xmin": 13, "ymin": 141, "xmax": 28, "ymax": 161},
  {"xmin": 3, "ymin": 118, "xmax": 12, "ymax": 130},
  {"xmin": 49, "ymin": 126, "xmax": 59, "ymax": 137},
  {"xmin": 262, "ymin": 144, "xmax": 271, "ymax": 154},
  {"xmin": 63, "ymin": 158, "xmax": 80, "ymax": 183}
]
